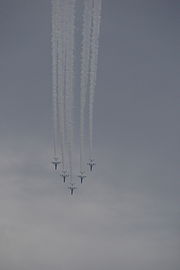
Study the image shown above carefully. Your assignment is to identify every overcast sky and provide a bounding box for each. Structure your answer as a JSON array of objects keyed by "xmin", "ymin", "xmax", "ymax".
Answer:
[{"xmin": 0, "ymin": 1, "xmax": 180, "ymax": 269}]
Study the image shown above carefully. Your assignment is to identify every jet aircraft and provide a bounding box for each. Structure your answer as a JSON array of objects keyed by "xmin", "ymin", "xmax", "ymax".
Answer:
[
  {"xmin": 77, "ymin": 171, "xmax": 87, "ymax": 184},
  {"xmin": 68, "ymin": 183, "xmax": 77, "ymax": 195},
  {"xmin": 87, "ymin": 159, "xmax": 96, "ymax": 171},
  {"xmin": 60, "ymin": 170, "xmax": 69, "ymax": 183},
  {"xmin": 52, "ymin": 158, "xmax": 61, "ymax": 170}
]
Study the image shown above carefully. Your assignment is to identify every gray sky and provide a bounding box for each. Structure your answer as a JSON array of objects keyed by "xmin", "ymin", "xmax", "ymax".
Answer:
[{"xmin": 0, "ymin": 1, "xmax": 180, "ymax": 269}]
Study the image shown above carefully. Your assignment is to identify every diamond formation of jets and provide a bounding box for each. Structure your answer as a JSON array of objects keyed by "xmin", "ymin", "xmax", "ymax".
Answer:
[
  {"xmin": 51, "ymin": 160, "xmax": 95, "ymax": 195},
  {"xmin": 50, "ymin": 0, "xmax": 102, "ymax": 195}
]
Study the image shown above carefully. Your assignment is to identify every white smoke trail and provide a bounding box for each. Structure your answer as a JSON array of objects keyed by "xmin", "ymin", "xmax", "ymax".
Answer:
[
  {"xmin": 57, "ymin": 0, "xmax": 66, "ymax": 170},
  {"xmin": 80, "ymin": 0, "xmax": 93, "ymax": 172},
  {"xmin": 89, "ymin": 0, "xmax": 102, "ymax": 160},
  {"xmin": 65, "ymin": 0, "xmax": 76, "ymax": 181},
  {"xmin": 51, "ymin": 0, "xmax": 60, "ymax": 160}
]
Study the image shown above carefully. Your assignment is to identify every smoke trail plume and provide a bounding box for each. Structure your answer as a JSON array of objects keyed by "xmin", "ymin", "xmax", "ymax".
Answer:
[
  {"xmin": 65, "ymin": 0, "xmax": 76, "ymax": 181},
  {"xmin": 80, "ymin": 0, "xmax": 93, "ymax": 172},
  {"xmin": 89, "ymin": 0, "xmax": 102, "ymax": 160},
  {"xmin": 57, "ymin": 0, "xmax": 66, "ymax": 170},
  {"xmin": 51, "ymin": 0, "xmax": 102, "ymax": 182},
  {"xmin": 51, "ymin": 0, "xmax": 60, "ymax": 160}
]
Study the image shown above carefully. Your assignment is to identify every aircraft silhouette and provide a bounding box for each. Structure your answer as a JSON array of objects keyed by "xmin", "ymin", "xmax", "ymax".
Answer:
[
  {"xmin": 68, "ymin": 183, "xmax": 77, "ymax": 195},
  {"xmin": 52, "ymin": 158, "xmax": 61, "ymax": 170},
  {"xmin": 87, "ymin": 159, "xmax": 96, "ymax": 171},
  {"xmin": 60, "ymin": 170, "xmax": 69, "ymax": 183},
  {"xmin": 77, "ymin": 171, "xmax": 87, "ymax": 184}
]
